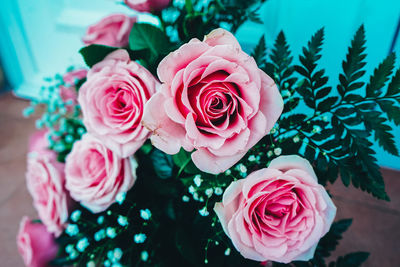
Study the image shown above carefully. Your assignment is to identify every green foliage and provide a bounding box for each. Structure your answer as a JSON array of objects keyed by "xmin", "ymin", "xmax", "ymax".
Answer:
[
  {"xmin": 79, "ymin": 44, "xmax": 147, "ymax": 67},
  {"xmin": 313, "ymin": 219, "xmax": 353, "ymax": 265},
  {"xmin": 329, "ymin": 252, "xmax": 370, "ymax": 267},
  {"xmin": 265, "ymin": 25, "xmax": 400, "ymax": 200},
  {"xmin": 129, "ymin": 23, "xmax": 171, "ymax": 59}
]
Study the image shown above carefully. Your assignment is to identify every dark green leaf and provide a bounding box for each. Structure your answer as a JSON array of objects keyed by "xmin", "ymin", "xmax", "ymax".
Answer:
[
  {"xmin": 150, "ymin": 148, "xmax": 174, "ymax": 179},
  {"xmin": 129, "ymin": 23, "xmax": 170, "ymax": 57},
  {"xmin": 366, "ymin": 53, "xmax": 396, "ymax": 97},
  {"xmin": 387, "ymin": 67, "xmax": 400, "ymax": 96},
  {"xmin": 335, "ymin": 252, "xmax": 370, "ymax": 267},
  {"xmin": 79, "ymin": 44, "xmax": 146, "ymax": 67},
  {"xmin": 251, "ymin": 35, "xmax": 267, "ymax": 67},
  {"xmin": 173, "ymin": 149, "xmax": 198, "ymax": 175}
]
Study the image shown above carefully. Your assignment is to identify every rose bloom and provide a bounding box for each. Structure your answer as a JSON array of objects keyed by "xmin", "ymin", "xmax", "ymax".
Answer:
[
  {"xmin": 59, "ymin": 68, "xmax": 88, "ymax": 110},
  {"xmin": 124, "ymin": 0, "xmax": 171, "ymax": 12},
  {"xmin": 79, "ymin": 49, "xmax": 158, "ymax": 157},
  {"xmin": 142, "ymin": 28, "xmax": 283, "ymax": 174},
  {"xmin": 26, "ymin": 131, "xmax": 71, "ymax": 236},
  {"xmin": 82, "ymin": 14, "xmax": 136, "ymax": 47},
  {"xmin": 17, "ymin": 217, "xmax": 58, "ymax": 267},
  {"xmin": 65, "ymin": 134, "xmax": 137, "ymax": 213},
  {"xmin": 214, "ymin": 155, "xmax": 336, "ymax": 263}
]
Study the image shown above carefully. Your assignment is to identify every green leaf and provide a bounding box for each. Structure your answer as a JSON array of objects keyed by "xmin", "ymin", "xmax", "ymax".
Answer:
[
  {"xmin": 387, "ymin": 68, "xmax": 400, "ymax": 96},
  {"xmin": 129, "ymin": 23, "xmax": 170, "ymax": 58},
  {"xmin": 251, "ymin": 35, "xmax": 266, "ymax": 67},
  {"xmin": 79, "ymin": 44, "xmax": 146, "ymax": 67},
  {"xmin": 172, "ymin": 149, "xmax": 199, "ymax": 175},
  {"xmin": 334, "ymin": 252, "xmax": 370, "ymax": 267},
  {"xmin": 316, "ymin": 219, "xmax": 353, "ymax": 258},
  {"xmin": 317, "ymin": 96, "xmax": 339, "ymax": 111},
  {"xmin": 366, "ymin": 52, "xmax": 396, "ymax": 97},
  {"xmin": 150, "ymin": 148, "xmax": 174, "ymax": 179},
  {"xmin": 362, "ymin": 111, "xmax": 399, "ymax": 155},
  {"xmin": 338, "ymin": 25, "xmax": 367, "ymax": 97},
  {"xmin": 378, "ymin": 99, "xmax": 400, "ymax": 125}
]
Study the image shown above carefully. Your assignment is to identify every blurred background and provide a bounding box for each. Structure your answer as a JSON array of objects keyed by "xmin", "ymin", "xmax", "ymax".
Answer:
[{"xmin": 0, "ymin": 0, "xmax": 399, "ymax": 266}]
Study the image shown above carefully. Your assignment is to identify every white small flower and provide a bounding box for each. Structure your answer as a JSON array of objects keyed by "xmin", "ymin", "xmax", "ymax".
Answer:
[
  {"xmin": 106, "ymin": 227, "xmax": 117, "ymax": 239},
  {"xmin": 214, "ymin": 187, "xmax": 223, "ymax": 196},
  {"xmin": 87, "ymin": 261, "xmax": 96, "ymax": 267},
  {"xmin": 225, "ymin": 169, "xmax": 231, "ymax": 176},
  {"xmin": 141, "ymin": 251, "xmax": 149, "ymax": 262},
  {"xmin": 113, "ymin": 248, "xmax": 123, "ymax": 260},
  {"xmin": 237, "ymin": 164, "xmax": 247, "ymax": 173},
  {"xmin": 117, "ymin": 216, "xmax": 128, "ymax": 227},
  {"xmin": 248, "ymin": 155, "xmax": 256, "ymax": 162},
  {"xmin": 322, "ymin": 115, "xmax": 329, "ymax": 122},
  {"xmin": 66, "ymin": 224, "xmax": 79, "ymax": 236},
  {"xmin": 293, "ymin": 136, "xmax": 300, "ymax": 143},
  {"xmin": 94, "ymin": 229, "xmax": 106, "ymax": 241},
  {"xmin": 97, "ymin": 216, "xmax": 105, "ymax": 224},
  {"xmin": 205, "ymin": 188, "xmax": 213, "ymax": 197},
  {"xmin": 274, "ymin": 147, "xmax": 282, "ymax": 156},
  {"xmin": 193, "ymin": 175, "xmax": 203, "ymax": 187},
  {"xmin": 115, "ymin": 192, "xmax": 126, "ymax": 204},
  {"xmin": 70, "ymin": 210, "xmax": 81, "ymax": 222},
  {"xmin": 199, "ymin": 207, "xmax": 209, "ymax": 216},
  {"xmin": 188, "ymin": 185, "xmax": 195, "ymax": 194},
  {"xmin": 267, "ymin": 150, "xmax": 273, "ymax": 157},
  {"xmin": 193, "ymin": 192, "xmax": 200, "ymax": 201},
  {"xmin": 182, "ymin": 195, "xmax": 190, "ymax": 202},
  {"xmin": 140, "ymin": 209, "xmax": 152, "ymax": 220},
  {"xmin": 76, "ymin": 237, "xmax": 89, "ymax": 252},
  {"xmin": 134, "ymin": 233, "xmax": 147, "ymax": 244},
  {"xmin": 224, "ymin": 248, "xmax": 231, "ymax": 256}
]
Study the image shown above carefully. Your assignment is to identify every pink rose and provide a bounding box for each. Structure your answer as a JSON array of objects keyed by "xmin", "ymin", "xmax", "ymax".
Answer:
[
  {"xmin": 79, "ymin": 49, "xmax": 158, "ymax": 157},
  {"xmin": 142, "ymin": 28, "xmax": 283, "ymax": 174},
  {"xmin": 26, "ymin": 131, "xmax": 71, "ymax": 236},
  {"xmin": 17, "ymin": 217, "xmax": 58, "ymax": 267},
  {"xmin": 59, "ymin": 69, "xmax": 88, "ymax": 109},
  {"xmin": 124, "ymin": 0, "xmax": 171, "ymax": 12},
  {"xmin": 82, "ymin": 14, "xmax": 137, "ymax": 47},
  {"xmin": 214, "ymin": 155, "xmax": 336, "ymax": 263},
  {"xmin": 63, "ymin": 69, "xmax": 88, "ymax": 86},
  {"xmin": 65, "ymin": 134, "xmax": 138, "ymax": 213}
]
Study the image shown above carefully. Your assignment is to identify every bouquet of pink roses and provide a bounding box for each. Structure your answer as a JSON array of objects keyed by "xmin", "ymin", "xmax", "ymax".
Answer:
[{"xmin": 18, "ymin": 0, "xmax": 400, "ymax": 266}]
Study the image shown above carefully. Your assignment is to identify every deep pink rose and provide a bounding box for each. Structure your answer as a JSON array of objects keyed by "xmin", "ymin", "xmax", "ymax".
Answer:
[
  {"xmin": 79, "ymin": 49, "xmax": 158, "ymax": 157},
  {"xmin": 124, "ymin": 0, "xmax": 171, "ymax": 12},
  {"xmin": 65, "ymin": 134, "xmax": 137, "ymax": 213},
  {"xmin": 142, "ymin": 28, "xmax": 283, "ymax": 174},
  {"xmin": 82, "ymin": 14, "xmax": 136, "ymax": 47},
  {"xmin": 17, "ymin": 217, "xmax": 58, "ymax": 267},
  {"xmin": 26, "ymin": 131, "xmax": 71, "ymax": 236},
  {"xmin": 214, "ymin": 155, "xmax": 336, "ymax": 263}
]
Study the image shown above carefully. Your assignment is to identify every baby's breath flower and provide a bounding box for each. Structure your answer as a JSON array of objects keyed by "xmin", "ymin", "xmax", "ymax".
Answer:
[
  {"xmin": 141, "ymin": 251, "xmax": 149, "ymax": 262},
  {"xmin": 134, "ymin": 233, "xmax": 147, "ymax": 244},
  {"xmin": 140, "ymin": 209, "xmax": 152, "ymax": 220},
  {"xmin": 214, "ymin": 187, "xmax": 223, "ymax": 196}
]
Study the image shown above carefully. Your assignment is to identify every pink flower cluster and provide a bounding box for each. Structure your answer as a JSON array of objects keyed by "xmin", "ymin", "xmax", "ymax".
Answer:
[{"xmin": 18, "ymin": 23, "xmax": 337, "ymax": 266}]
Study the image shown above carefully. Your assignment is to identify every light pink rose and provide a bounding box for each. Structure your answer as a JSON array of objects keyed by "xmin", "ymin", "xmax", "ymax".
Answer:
[
  {"xmin": 214, "ymin": 155, "xmax": 336, "ymax": 263},
  {"xmin": 65, "ymin": 134, "xmax": 137, "ymax": 213},
  {"xmin": 124, "ymin": 0, "xmax": 171, "ymax": 12},
  {"xmin": 26, "ymin": 131, "xmax": 71, "ymax": 236},
  {"xmin": 82, "ymin": 14, "xmax": 137, "ymax": 47},
  {"xmin": 17, "ymin": 217, "xmax": 58, "ymax": 267},
  {"xmin": 59, "ymin": 69, "xmax": 88, "ymax": 110},
  {"xmin": 142, "ymin": 28, "xmax": 283, "ymax": 174},
  {"xmin": 79, "ymin": 49, "xmax": 158, "ymax": 157}
]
